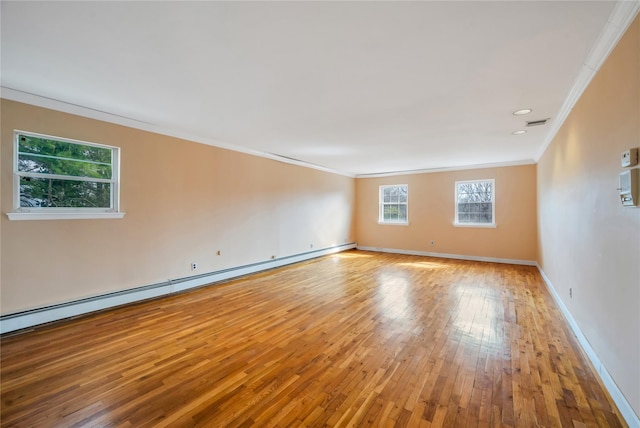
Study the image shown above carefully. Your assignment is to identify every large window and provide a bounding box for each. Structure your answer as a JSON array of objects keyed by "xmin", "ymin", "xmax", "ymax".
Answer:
[
  {"xmin": 455, "ymin": 179, "xmax": 495, "ymax": 227},
  {"xmin": 9, "ymin": 130, "xmax": 123, "ymax": 220},
  {"xmin": 379, "ymin": 184, "xmax": 408, "ymax": 224}
]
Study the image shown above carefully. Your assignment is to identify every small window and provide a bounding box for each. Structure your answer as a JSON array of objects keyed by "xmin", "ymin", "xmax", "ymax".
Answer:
[
  {"xmin": 379, "ymin": 184, "xmax": 408, "ymax": 224},
  {"xmin": 8, "ymin": 130, "xmax": 124, "ymax": 220},
  {"xmin": 455, "ymin": 179, "xmax": 495, "ymax": 227}
]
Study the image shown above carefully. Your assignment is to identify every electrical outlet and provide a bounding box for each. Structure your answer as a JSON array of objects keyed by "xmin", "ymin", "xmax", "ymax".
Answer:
[
  {"xmin": 191, "ymin": 262, "xmax": 198, "ymax": 271},
  {"xmin": 430, "ymin": 240, "xmax": 435, "ymax": 246},
  {"xmin": 569, "ymin": 288, "xmax": 572, "ymax": 298},
  {"xmin": 216, "ymin": 250, "xmax": 221, "ymax": 256}
]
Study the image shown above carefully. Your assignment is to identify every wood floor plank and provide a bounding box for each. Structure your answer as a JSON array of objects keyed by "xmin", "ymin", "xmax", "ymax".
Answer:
[{"xmin": 0, "ymin": 251, "xmax": 628, "ymax": 427}]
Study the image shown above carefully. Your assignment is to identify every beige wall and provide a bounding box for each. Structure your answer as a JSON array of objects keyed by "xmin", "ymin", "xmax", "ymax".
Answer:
[
  {"xmin": 356, "ymin": 164, "xmax": 537, "ymax": 261},
  {"xmin": 1, "ymin": 17, "xmax": 637, "ymax": 420},
  {"xmin": 537, "ymin": 16, "xmax": 639, "ymax": 417},
  {"xmin": 0, "ymin": 100, "xmax": 356, "ymax": 314}
]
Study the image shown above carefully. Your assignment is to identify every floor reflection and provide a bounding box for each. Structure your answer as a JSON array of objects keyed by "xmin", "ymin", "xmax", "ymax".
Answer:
[
  {"xmin": 333, "ymin": 251, "xmax": 373, "ymax": 259},
  {"xmin": 376, "ymin": 272, "xmax": 413, "ymax": 321},
  {"xmin": 397, "ymin": 261, "xmax": 446, "ymax": 270},
  {"xmin": 452, "ymin": 284, "xmax": 503, "ymax": 349}
]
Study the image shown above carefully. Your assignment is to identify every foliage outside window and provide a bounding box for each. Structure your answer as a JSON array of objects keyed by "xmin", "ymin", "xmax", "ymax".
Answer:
[
  {"xmin": 379, "ymin": 185, "xmax": 408, "ymax": 224},
  {"xmin": 10, "ymin": 131, "xmax": 123, "ymax": 220},
  {"xmin": 455, "ymin": 179, "xmax": 495, "ymax": 226}
]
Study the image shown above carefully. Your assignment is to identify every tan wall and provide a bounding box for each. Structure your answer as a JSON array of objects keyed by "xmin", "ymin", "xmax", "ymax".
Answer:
[
  {"xmin": 356, "ymin": 164, "xmax": 537, "ymax": 261},
  {"xmin": 0, "ymin": 100, "xmax": 356, "ymax": 314},
  {"xmin": 537, "ymin": 16, "xmax": 640, "ymax": 417}
]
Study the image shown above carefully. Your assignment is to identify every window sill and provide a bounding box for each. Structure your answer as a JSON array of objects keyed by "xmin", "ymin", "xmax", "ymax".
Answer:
[
  {"xmin": 378, "ymin": 221, "xmax": 409, "ymax": 226},
  {"xmin": 6, "ymin": 211, "xmax": 126, "ymax": 221},
  {"xmin": 454, "ymin": 222, "xmax": 496, "ymax": 228}
]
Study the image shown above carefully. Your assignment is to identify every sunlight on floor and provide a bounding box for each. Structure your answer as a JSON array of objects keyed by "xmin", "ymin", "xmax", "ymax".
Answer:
[
  {"xmin": 333, "ymin": 252, "xmax": 373, "ymax": 259},
  {"xmin": 453, "ymin": 284, "xmax": 503, "ymax": 348},
  {"xmin": 397, "ymin": 261, "xmax": 447, "ymax": 270},
  {"xmin": 376, "ymin": 272, "xmax": 413, "ymax": 320}
]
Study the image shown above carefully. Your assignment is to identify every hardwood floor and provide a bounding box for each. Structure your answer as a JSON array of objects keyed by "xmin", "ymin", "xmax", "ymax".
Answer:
[{"xmin": 0, "ymin": 251, "xmax": 627, "ymax": 427}]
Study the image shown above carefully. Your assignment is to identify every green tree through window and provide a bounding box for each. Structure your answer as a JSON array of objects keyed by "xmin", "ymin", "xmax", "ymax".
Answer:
[{"xmin": 16, "ymin": 132, "xmax": 117, "ymax": 209}]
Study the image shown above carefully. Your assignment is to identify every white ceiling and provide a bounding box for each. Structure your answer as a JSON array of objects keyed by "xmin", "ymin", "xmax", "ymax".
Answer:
[{"xmin": 1, "ymin": 1, "xmax": 637, "ymax": 176}]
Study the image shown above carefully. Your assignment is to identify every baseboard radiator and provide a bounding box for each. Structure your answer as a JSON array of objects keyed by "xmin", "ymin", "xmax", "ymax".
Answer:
[{"xmin": 0, "ymin": 243, "xmax": 356, "ymax": 334}]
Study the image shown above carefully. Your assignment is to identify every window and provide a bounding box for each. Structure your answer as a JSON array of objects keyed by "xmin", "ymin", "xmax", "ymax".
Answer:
[
  {"xmin": 379, "ymin": 184, "xmax": 408, "ymax": 224},
  {"xmin": 455, "ymin": 179, "xmax": 495, "ymax": 227},
  {"xmin": 8, "ymin": 130, "xmax": 124, "ymax": 220}
]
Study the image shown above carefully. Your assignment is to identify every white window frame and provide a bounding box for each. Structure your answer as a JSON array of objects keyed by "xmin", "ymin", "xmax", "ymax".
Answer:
[
  {"xmin": 379, "ymin": 184, "xmax": 409, "ymax": 225},
  {"xmin": 454, "ymin": 179, "xmax": 496, "ymax": 228},
  {"xmin": 7, "ymin": 130, "xmax": 125, "ymax": 220}
]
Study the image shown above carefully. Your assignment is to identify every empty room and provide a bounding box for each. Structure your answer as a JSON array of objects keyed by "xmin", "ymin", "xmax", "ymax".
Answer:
[{"xmin": 1, "ymin": 1, "xmax": 639, "ymax": 427}]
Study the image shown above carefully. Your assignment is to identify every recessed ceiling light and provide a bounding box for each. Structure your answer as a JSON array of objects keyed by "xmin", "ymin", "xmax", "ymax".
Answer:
[
  {"xmin": 513, "ymin": 109, "xmax": 533, "ymax": 115},
  {"xmin": 512, "ymin": 130, "xmax": 527, "ymax": 135}
]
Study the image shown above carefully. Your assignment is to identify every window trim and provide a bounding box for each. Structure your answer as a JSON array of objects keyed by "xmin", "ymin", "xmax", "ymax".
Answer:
[
  {"xmin": 8, "ymin": 130, "xmax": 125, "ymax": 221},
  {"xmin": 378, "ymin": 184, "xmax": 409, "ymax": 225},
  {"xmin": 454, "ymin": 179, "xmax": 496, "ymax": 228}
]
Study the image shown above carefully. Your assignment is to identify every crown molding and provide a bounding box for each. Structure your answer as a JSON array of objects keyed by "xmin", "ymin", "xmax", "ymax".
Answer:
[
  {"xmin": 356, "ymin": 159, "xmax": 536, "ymax": 179},
  {"xmin": 0, "ymin": 87, "xmax": 355, "ymax": 178},
  {"xmin": 4, "ymin": 1, "xmax": 637, "ymax": 179},
  {"xmin": 535, "ymin": 1, "xmax": 640, "ymax": 162}
]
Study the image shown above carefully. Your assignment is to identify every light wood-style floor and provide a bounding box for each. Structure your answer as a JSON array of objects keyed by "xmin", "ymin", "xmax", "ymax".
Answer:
[{"xmin": 0, "ymin": 251, "xmax": 626, "ymax": 427}]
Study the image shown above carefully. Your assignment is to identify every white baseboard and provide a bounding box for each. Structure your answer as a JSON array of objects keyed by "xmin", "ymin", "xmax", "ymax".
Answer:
[
  {"xmin": 0, "ymin": 243, "xmax": 356, "ymax": 334},
  {"xmin": 536, "ymin": 265, "xmax": 640, "ymax": 428},
  {"xmin": 356, "ymin": 246, "xmax": 537, "ymax": 266}
]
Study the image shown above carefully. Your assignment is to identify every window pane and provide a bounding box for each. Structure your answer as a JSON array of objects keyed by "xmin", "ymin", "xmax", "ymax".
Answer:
[
  {"xmin": 382, "ymin": 203, "xmax": 407, "ymax": 222},
  {"xmin": 384, "ymin": 204, "xmax": 399, "ymax": 221},
  {"xmin": 457, "ymin": 182, "xmax": 492, "ymax": 203},
  {"xmin": 458, "ymin": 203, "xmax": 492, "ymax": 223},
  {"xmin": 19, "ymin": 177, "xmax": 111, "ymax": 208},
  {"xmin": 383, "ymin": 187, "xmax": 392, "ymax": 202},
  {"xmin": 398, "ymin": 187, "xmax": 407, "ymax": 202},
  {"xmin": 18, "ymin": 135, "xmax": 112, "ymax": 164},
  {"xmin": 470, "ymin": 212, "xmax": 492, "ymax": 223},
  {"xmin": 457, "ymin": 183, "xmax": 470, "ymax": 199},
  {"xmin": 389, "ymin": 186, "xmax": 399, "ymax": 202},
  {"xmin": 18, "ymin": 153, "xmax": 112, "ymax": 179},
  {"xmin": 398, "ymin": 204, "xmax": 407, "ymax": 220}
]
